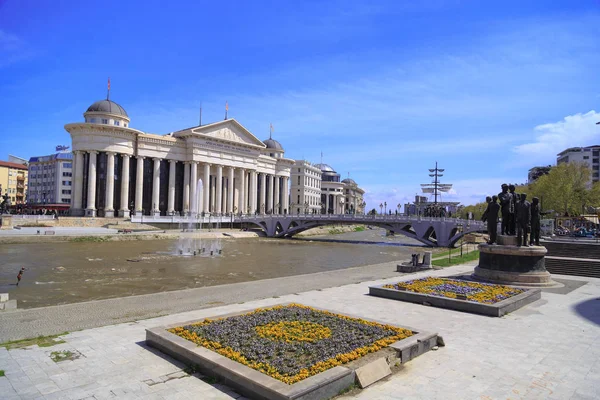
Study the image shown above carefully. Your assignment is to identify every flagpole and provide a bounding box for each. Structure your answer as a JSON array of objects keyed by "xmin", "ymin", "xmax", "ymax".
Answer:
[{"xmin": 199, "ymin": 102, "xmax": 202, "ymax": 126}]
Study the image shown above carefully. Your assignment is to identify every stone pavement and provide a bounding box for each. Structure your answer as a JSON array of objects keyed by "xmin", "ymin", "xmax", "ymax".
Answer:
[{"xmin": 1, "ymin": 264, "xmax": 599, "ymax": 400}]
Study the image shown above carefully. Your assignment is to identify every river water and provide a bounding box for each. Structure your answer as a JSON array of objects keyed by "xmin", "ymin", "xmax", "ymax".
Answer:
[{"xmin": 0, "ymin": 229, "xmax": 424, "ymax": 309}]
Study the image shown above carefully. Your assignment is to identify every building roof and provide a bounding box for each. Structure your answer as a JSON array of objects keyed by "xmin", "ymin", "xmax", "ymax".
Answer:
[
  {"xmin": 86, "ymin": 99, "xmax": 128, "ymax": 117},
  {"xmin": 315, "ymin": 163, "xmax": 336, "ymax": 172},
  {"xmin": 263, "ymin": 138, "xmax": 284, "ymax": 151},
  {"xmin": 342, "ymin": 178, "xmax": 357, "ymax": 185},
  {"xmin": 0, "ymin": 161, "xmax": 28, "ymax": 170},
  {"xmin": 29, "ymin": 153, "xmax": 73, "ymax": 163}
]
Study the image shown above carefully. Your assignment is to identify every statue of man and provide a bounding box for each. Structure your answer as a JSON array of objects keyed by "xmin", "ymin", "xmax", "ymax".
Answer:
[
  {"xmin": 498, "ymin": 184, "xmax": 513, "ymax": 236},
  {"xmin": 516, "ymin": 193, "xmax": 531, "ymax": 247},
  {"xmin": 508, "ymin": 184, "xmax": 518, "ymax": 235},
  {"xmin": 530, "ymin": 197, "xmax": 541, "ymax": 246},
  {"xmin": 481, "ymin": 196, "xmax": 492, "ymax": 223},
  {"xmin": 483, "ymin": 196, "xmax": 500, "ymax": 244}
]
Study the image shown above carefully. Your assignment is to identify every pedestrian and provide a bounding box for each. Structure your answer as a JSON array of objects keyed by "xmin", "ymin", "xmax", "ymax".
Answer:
[{"xmin": 16, "ymin": 267, "xmax": 25, "ymax": 286}]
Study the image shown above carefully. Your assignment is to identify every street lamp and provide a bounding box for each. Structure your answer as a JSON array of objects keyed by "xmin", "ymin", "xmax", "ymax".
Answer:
[
  {"xmin": 379, "ymin": 203, "xmax": 383, "ymax": 215},
  {"xmin": 384, "ymin": 202, "xmax": 387, "ymax": 214}
]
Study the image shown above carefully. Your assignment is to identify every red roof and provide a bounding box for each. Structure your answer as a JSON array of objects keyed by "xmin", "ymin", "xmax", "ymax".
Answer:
[{"xmin": 0, "ymin": 161, "xmax": 28, "ymax": 170}]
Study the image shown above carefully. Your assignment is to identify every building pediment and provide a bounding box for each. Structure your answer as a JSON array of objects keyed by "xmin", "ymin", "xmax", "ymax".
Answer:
[{"xmin": 174, "ymin": 119, "xmax": 266, "ymax": 149}]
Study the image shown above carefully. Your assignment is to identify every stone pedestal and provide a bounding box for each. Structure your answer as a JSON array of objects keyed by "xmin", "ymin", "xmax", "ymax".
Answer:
[
  {"xmin": 473, "ymin": 236, "xmax": 556, "ymax": 287},
  {"xmin": 0, "ymin": 214, "xmax": 13, "ymax": 230}
]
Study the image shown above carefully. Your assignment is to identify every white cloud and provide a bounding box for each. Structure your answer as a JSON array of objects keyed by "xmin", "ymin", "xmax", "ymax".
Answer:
[
  {"xmin": 513, "ymin": 111, "xmax": 600, "ymax": 165},
  {"xmin": 0, "ymin": 30, "xmax": 34, "ymax": 68}
]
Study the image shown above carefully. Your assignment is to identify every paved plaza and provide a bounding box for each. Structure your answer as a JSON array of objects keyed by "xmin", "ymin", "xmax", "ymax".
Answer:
[{"xmin": 1, "ymin": 264, "xmax": 599, "ymax": 400}]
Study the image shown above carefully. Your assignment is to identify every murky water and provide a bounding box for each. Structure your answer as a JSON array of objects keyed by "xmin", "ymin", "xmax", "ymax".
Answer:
[{"xmin": 0, "ymin": 230, "xmax": 424, "ymax": 309}]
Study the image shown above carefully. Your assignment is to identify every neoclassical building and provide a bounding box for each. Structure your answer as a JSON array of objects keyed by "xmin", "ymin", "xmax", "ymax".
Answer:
[
  {"xmin": 65, "ymin": 97, "xmax": 294, "ymax": 217},
  {"xmin": 289, "ymin": 161, "xmax": 365, "ymax": 215}
]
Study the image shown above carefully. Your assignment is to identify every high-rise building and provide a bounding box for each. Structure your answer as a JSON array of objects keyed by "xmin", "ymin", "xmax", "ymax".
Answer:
[
  {"xmin": 0, "ymin": 161, "xmax": 28, "ymax": 205},
  {"xmin": 557, "ymin": 146, "xmax": 600, "ymax": 184},
  {"xmin": 28, "ymin": 152, "xmax": 74, "ymax": 205}
]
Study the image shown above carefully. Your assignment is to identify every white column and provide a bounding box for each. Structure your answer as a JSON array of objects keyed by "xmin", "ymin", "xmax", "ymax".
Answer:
[
  {"xmin": 203, "ymin": 163, "xmax": 210, "ymax": 213},
  {"xmin": 283, "ymin": 177, "xmax": 289, "ymax": 214},
  {"xmin": 274, "ymin": 176, "xmax": 280, "ymax": 214},
  {"xmin": 135, "ymin": 156, "xmax": 144, "ymax": 213},
  {"xmin": 74, "ymin": 151, "xmax": 84, "ymax": 210},
  {"xmin": 251, "ymin": 170, "xmax": 258, "ymax": 214},
  {"xmin": 326, "ymin": 194, "xmax": 330, "ymax": 214},
  {"xmin": 105, "ymin": 152, "xmax": 115, "ymax": 217},
  {"xmin": 119, "ymin": 154, "xmax": 130, "ymax": 216},
  {"xmin": 86, "ymin": 151, "xmax": 97, "ymax": 216},
  {"xmin": 216, "ymin": 165, "xmax": 223, "ymax": 214},
  {"xmin": 70, "ymin": 152, "xmax": 76, "ymax": 209},
  {"xmin": 168, "ymin": 160, "xmax": 176, "ymax": 214},
  {"xmin": 238, "ymin": 168, "xmax": 246, "ymax": 213},
  {"xmin": 260, "ymin": 173, "xmax": 266, "ymax": 214},
  {"xmin": 267, "ymin": 174, "xmax": 274, "ymax": 213},
  {"xmin": 190, "ymin": 162, "xmax": 198, "ymax": 215},
  {"xmin": 227, "ymin": 167, "xmax": 234, "ymax": 213},
  {"xmin": 152, "ymin": 158, "xmax": 161, "ymax": 215},
  {"xmin": 244, "ymin": 171, "xmax": 249, "ymax": 213},
  {"xmin": 183, "ymin": 162, "xmax": 190, "ymax": 213}
]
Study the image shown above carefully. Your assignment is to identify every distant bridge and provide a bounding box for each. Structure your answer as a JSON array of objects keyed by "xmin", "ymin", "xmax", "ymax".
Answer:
[{"xmin": 133, "ymin": 213, "xmax": 486, "ymax": 247}]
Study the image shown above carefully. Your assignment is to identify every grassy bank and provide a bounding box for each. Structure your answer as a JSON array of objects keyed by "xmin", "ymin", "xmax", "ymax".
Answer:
[{"xmin": 432, "ymin": 249, "xmax": 480, "ymax": 267}]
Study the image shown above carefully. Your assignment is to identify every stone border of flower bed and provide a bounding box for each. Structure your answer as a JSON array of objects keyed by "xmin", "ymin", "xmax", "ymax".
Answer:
[
  {"xmin": 369, "ymin": 281, "xmax": 541, "ymax": 317},
  {"xmin": 145, "ymin": 303, "xmax": 438, "ymax": 400}
]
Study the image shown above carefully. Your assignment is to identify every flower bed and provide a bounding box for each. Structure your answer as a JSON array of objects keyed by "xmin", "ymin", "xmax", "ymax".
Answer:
[
  {"xmin": 168, "ymin": 303, "xmax": 412, "ymax": 384},
  {"xmin": 383, "ymin": 277, "xmax": 524, "ymax": 304}
]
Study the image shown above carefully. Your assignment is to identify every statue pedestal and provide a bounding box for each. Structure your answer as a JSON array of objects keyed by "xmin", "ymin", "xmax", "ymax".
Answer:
[
  {"xmin": 0, "ymin": 214, "xmax": 12, "ymax": 230},
  {"xmin": 472, "ymin": 236, "xmax": 557, "ymax": 287}
]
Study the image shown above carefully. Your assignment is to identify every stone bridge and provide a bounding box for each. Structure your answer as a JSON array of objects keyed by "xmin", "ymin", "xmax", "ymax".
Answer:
[{"xmin": 237, "ymin": 214, "xmax": 485, "ymax": 247}]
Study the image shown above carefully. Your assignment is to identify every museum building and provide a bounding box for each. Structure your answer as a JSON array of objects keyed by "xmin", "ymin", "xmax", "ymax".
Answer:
[{"xmin": 65, "ymin": 97, "xmax": 294, "ymax": 217}]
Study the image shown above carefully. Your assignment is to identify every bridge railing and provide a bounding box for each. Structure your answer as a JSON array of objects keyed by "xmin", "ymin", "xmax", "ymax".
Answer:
[{"xmin": 234, "ymin": 213, "xmax": 484, "ymax": 228}]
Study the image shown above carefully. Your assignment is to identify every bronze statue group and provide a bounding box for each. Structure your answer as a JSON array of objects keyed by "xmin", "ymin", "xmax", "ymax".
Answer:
[{"xmin": 481, "ymin": 184, "xmax": 541, "ymax": 247}]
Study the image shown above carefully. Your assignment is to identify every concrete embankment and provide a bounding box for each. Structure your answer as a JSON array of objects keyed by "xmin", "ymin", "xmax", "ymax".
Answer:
[{"xmin": 0, "ymin": 229, "xmax": 261, "ymax": 244}]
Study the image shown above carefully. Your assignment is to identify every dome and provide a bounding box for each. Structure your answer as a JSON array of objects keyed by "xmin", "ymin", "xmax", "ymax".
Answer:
[
  {"xmin": 86, "ymin": 99, "xmax": 128, "ymax": 117},
  {"xmin": 315, "ymin": 163, "xmax": 335, "ymax": 173},
  {"xmin": 263, "ymin": 138, "xmax": 284, "ymax": 151},
  {"xmin": 342, "ymin": 178, "xmax": 356, "ymax": 185}
]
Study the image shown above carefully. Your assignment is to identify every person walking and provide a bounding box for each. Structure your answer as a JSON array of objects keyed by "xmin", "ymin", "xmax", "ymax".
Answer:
[{"xmin": 16, "ymin": 267, "xmax": 25, "ymax": 286}]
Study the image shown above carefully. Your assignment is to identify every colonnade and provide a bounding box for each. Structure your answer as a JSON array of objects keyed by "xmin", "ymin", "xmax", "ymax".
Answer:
[{"xmin": 71, "ymin": 151, "xmax": 290, "ymax": 217}]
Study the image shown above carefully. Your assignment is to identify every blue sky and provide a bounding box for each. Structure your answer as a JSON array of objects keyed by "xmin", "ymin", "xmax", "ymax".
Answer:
[{"xmin": 1, "ymin": 0, "xmax": 600, "ymax": 210}]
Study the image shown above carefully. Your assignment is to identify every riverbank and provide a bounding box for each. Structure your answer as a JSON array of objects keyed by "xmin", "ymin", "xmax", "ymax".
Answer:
[
  {"xmin": 0, "ymin": 228, "xmax": 261, "ymax": 244},
  {"xmin": 0, "ymin": 257, "xmax": 416, "ymax": 341}
]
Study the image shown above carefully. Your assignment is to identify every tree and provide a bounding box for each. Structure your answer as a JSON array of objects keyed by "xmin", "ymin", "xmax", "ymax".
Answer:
[{"xmin": 367, "ymin": 208, "xmax": 377, "ymax": 215}]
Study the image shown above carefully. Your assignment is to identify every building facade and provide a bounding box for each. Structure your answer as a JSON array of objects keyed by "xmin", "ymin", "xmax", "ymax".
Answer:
[
  {"xmin": 557, "ymin": 146, "xmax": 600, "ymax": 184},
  {"xmin": 289, "ymin": 160, "xmax": 322, "ymax": 214},
  {"xmin": 341, "ymin": 178, "xmax": 365, "ymax": 214},
  {"xmin": 0, "ymin": 161, "xmax": 28, "ymax": 205},
  {"xmin": 28, "ymin": 152, "xmax": 73, "ymax": 205},
  {"xmin": 65, "ymin": 98, "xmax": 294, "ymax": 217}
]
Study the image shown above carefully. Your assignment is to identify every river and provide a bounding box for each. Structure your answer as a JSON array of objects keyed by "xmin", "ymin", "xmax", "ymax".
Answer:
[{"xmin": 0, "ymin": 229, "xmax": 424, "ymax": 309}]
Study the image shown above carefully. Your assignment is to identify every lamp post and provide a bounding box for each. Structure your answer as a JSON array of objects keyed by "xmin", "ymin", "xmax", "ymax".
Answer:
[
  {"xmin": 384, "ymin": 202, "xmax": 387, "ymax": 215},
  {"xmin": 457, "ymin": 222, "xmax": 464, "ymax": 257},
  {"xmin": 362, "ymin": 201, "xmax": 366, "ymax": 215},
  {"xmin": 379, "ymin": 203, "xmax": 383, "ymax": 215},
  {"xmin": 304, "ymin": 201, "xmax": 309, "ymax": 215}
]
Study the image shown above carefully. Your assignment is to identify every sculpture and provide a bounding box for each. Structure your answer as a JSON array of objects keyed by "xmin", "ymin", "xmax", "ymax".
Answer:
[
  {"xmin": 530, "ymin": 197, "xmax": 541, "ymax": 246},
  {"xmin": 482, "ymin": 195, "xmax": 500, "ymax": 244},
  {"xmin": 498, "ymin": 184, "xmax": 513, "ymax": 235},
  {"xmin": 515, "ymin": 193, "xmax": 531, "ymax": 247},
  {"xmin": 0, "ymin": 193, "xmax": 10, "ymax": 214},
  {"xmin": 508, "ymin": 184, "xmax": 519, "ymax": 235}
]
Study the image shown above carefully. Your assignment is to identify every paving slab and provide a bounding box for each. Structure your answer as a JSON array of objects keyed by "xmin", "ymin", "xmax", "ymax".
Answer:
[{"xmin": 0, "ymin": 265, "xmax": 597, "ymax": 400}]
